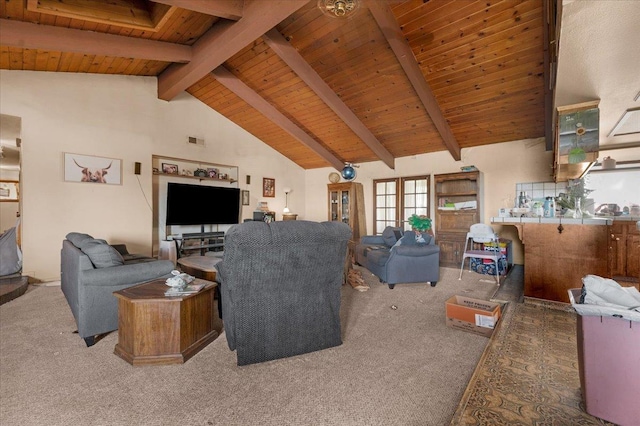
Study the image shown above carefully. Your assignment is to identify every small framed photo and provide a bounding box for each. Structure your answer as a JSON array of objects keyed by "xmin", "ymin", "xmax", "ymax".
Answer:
[
  {"xmin": 64, "ymin": 153, "xmax": 122, "ymax": 185},
  {"xmin": 241, "ymin": 190, "xmax": 250, "ymax": 205},
  {"xmin": 263, "ymin": 212, "xmax": 275, "ymax": 223},
  {"xmin": 162, "ymin": 163, "xmax": 179, "ymax": 175},
  {"xmin": 263, "ymin": 178, "xmax": 275, "ymax": 198},
  {"xmin": 207, "ymin": 168, "xmax": 218, "ymax": 179},
  {"xmin": 0, "ymin": 180, "xmax": 19, "ymax": 202}
]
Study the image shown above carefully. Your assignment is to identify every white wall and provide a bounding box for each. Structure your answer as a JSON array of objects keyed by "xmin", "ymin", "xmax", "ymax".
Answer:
[
  {"xmin": 305, "ymin": 138, "xmax": 554, "ymax": 264},
  {"xmin": 1, "ymin": 70, "xmax": 556, "ymax": 279},
  {"xmin": 0, "ymin": 70, "xmax": 304, "ymax": 281}
]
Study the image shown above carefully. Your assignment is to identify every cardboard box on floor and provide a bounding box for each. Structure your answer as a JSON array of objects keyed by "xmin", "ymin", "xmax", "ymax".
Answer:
[{"xmin": 445, "ymin": 295, "xmax": 501, "ymax": 337}]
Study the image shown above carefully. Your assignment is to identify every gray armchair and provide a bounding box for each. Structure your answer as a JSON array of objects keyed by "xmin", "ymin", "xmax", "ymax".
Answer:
[
  {"xmin": 216, "ymin": 220, "xmax": 351, "ymax": 366},
  {"xmin": 61, "ymin": 232, "xmax": 174, "ymax": 346},
  {"xmin": 355, "ymin": 226, "xmax": 440, "ymax": 289}
]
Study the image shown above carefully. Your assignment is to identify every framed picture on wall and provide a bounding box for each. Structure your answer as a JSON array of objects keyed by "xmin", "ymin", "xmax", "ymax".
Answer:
[
  {"xmin": 241, "ymin": 190, "xmax": 250, "ymax": 205},
  {"xmin": 64, "ymin": 153, "xmax": 122, "ymax": 185},
  {"xmin": 0, "ymin": 180, "xmax": 19, "ymax": 202},
  {"xmin": 263, "ymin": 178, "xmax": 275, "ymax": 198}
]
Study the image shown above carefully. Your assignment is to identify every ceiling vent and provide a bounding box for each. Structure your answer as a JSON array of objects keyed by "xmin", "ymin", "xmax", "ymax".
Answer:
[
  {"xmin": 609, "ymin": 107, "xmax": 640, "ymax": 137},
  {"xmin": 187, "ymin": 136, "xmax": 205, "ymax": 147}
]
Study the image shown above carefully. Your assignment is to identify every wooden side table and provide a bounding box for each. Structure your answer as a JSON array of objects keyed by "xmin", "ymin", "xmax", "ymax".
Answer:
[
  {"xmin": 113, "ymin": 279, "xmax": 218, "ymax": 366},
  {"xmin": 177, "ymin": 255, "xmax": 222, "ymax": 282}
]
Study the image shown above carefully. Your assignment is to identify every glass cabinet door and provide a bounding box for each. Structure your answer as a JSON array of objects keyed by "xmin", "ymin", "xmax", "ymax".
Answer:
[
  {"xmin": 330, "ymin": 190, "xmax": 339, "ymax": 221},
  {"xmin": 341, "ymin": 190, "xmax": 350, "ymax": 223}
]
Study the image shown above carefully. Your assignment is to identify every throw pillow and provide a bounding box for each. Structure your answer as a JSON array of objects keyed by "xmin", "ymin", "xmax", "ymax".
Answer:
[
  {"xmin": 382, "ymin": 227, "xmax": 402, "ymax": 247},
  {"xmin": 80, "ymin": 239, "xmax": 124, "ymax": 268},
  {"xmin": 66, "ymin": 232, "xmax": 94, "ymax": 248}
]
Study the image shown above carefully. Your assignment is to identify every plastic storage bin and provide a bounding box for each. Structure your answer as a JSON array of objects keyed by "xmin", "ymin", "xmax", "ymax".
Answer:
[{"xmin": 569, "ymin": 288, "xmax": 640, "ymax": 426}]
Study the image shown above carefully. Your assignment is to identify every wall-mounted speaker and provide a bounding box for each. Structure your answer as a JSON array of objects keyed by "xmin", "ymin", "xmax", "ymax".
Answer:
[{"xmin": 134, "ymin": 162, "xmax": 141, "ymax": 175}]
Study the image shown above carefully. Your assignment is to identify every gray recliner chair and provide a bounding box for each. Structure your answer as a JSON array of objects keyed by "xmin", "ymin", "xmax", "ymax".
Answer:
[
  {"xmin": 216, "ymin": 220, "xmax": 351, "ymax": 366},
  {"xmin": 61, "ymin": 232, "xmax": 174, "ymax": 346},
  {"xmin": 355, "ymin": 226, "xmax": 440, "ymax": 289}
]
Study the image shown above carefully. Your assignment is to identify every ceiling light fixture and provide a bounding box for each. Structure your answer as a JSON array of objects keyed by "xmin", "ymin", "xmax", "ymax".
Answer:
[
  {"xmin": 318, "ymin": 0, "xmax": 360, "ymax": 18},
  {"xmin": 341, "ymin": 163, "xmax": 358, "ymax": 181}
]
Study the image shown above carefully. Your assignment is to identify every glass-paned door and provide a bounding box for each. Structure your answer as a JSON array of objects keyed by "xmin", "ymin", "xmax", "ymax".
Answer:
[
  {"xmin": 374, "ymin": 179, "xmax": 397, "ymax": 234},
  {"xmin": 373, "ymin": 175, "xmax": 430, "ymax": 234}
]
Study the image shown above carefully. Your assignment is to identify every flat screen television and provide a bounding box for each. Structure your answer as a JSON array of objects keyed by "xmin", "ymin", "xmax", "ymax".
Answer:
[{"xmin": 166, "ymin": 182, "xmax": 240, "ymax": 226}]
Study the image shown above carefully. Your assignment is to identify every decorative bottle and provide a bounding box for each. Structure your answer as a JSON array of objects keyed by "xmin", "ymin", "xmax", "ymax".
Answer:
[{"xmin": 573, "ymin": 197, "xmax": 582, "ymax": 219}]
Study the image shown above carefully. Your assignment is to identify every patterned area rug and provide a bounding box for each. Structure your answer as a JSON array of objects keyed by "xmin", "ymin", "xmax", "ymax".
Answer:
[{"xmin": 451, "ymin": 297, "xmax": 615, "ymax": 425}]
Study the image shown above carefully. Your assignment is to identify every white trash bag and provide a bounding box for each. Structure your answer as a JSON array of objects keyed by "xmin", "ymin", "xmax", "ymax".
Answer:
[{"xmin": 569, "ymin": 275, "xmax": 640, "ymax": 322}]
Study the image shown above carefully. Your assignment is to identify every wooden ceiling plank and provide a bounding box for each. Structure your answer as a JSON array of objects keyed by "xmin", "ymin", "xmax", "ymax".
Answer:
[
  {"xmin": 150, "ymin": 3, "xmax": 178, "ymax": 28},
  {"xmin": 212, "ymin": 65, "xmax": 345, "ymax": 171},
  {"xmin": 26, "ymin": 0, "xmax": 160, "ymax": 31},
  {"xmin": 0, "ymin": 19, "xmax": 192, "ymax": 63},
  {"xmin": 157, "ymin": 0, "xmax": 308, "ymax": 101},
  {"xmin": 152, "ymin": 0, "xmax": 244, "ymax": 21},
  {"xmin": 22, "ymin": 48, "xmax": 37, "ymax": 70},
  {"xmin": 257, "ymin": 31, "xmax": 397, "ymax": 171},
  {"xmin": 413, "ymin": 8, "xmax": 542, "ymax": 65},
  {"xmin": 367, "ymin": 0, "xmax": 461, "ymax": 161}
]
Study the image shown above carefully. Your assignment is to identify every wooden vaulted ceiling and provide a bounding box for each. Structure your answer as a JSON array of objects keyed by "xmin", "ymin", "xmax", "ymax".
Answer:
[{"xmin": 0, "ymin": 0, "xmax": 549, "ymax": 170}]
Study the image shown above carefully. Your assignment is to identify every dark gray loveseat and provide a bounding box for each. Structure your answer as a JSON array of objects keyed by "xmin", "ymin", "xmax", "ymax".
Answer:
[
  {"xmin": 355, "ymin": 226, "xmax": 440, "ymax": 289},
  {"xmin": 61, "ymin": 232, "xmax": 174, "ymax": 346},
  {"xmin": 216, "ymin": 220, "xmax": 351, "ymax": 366}
]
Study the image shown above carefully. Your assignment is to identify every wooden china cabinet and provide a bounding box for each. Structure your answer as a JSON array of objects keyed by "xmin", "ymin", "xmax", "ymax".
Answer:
[
  {"xmin": 327, "ymin": 182, "xmax": 366, "ymax": 243},
  {"xmin": 434, "ymin": 171, "xmax": 482, "ymax": 267}
]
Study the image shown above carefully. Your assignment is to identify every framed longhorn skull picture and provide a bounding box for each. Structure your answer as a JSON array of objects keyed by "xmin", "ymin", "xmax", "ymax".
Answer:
[{"xmin": 64, "ymin": 153, "xmax": 122, "ymax": 185}]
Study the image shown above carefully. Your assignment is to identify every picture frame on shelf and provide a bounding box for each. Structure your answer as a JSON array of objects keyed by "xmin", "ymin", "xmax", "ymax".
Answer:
[
  {"xmin": 64, "ymin": 153, "xmax": 122, "ymax": 185},
  {"xmin": 0, "ymin": 180, "xmax": 19, "ymax": 202},
  {"xmin": 263, "ymin": 178, "xmax": 275, "ymax": 197},
  {"xmin": 207, "ymin": 168, "xmax": 218, "ymax": 179},
  {"xmin": 241, "ymin": 190, "xmax": 250, "ymax": 206},
  {"xmin": 162, "ymin": 163, "xmax": 179, "ymax": 175},
  {"xmin": 263, "ymin": 212, "xmax": 275, "ymax": 223}
]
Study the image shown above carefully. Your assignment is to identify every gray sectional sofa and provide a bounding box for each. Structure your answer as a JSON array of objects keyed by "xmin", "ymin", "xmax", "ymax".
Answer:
[{"xmin": 61, "ymin": 232, "xmax": 174, "ymax": 346}]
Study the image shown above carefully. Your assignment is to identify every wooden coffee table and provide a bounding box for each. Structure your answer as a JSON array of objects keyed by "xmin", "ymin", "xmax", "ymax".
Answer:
[
  {"xmin": 113, "ymin": 278, "xmax": 218, "ymax": 366},
  {"xmin": 177, "ymin": 255, "xmax": 222, "ymax": 282}
]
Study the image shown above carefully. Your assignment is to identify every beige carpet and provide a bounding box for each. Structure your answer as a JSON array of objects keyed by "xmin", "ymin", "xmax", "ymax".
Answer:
[{"xmin": 0, "ymin": 267, "xmax": 499, "ymax": 426}]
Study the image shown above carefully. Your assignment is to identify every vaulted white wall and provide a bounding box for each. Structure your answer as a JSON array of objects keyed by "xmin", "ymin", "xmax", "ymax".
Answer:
[
  {"xmin": 305, "ymin": 139, "xmax": 554, "ymax": 264},
  {"xmin": 2, "ymin": 70, "xmax": 555, "ymax": 280},
  {"xmin": 0, "ymin": 70, "xmax": 304, "ymax": 281}
]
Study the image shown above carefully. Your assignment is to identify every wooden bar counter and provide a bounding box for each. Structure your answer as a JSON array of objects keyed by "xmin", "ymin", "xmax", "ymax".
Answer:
[{"xmin": 492, "ymin": 217, "xmax": 611, "ymax": 303}]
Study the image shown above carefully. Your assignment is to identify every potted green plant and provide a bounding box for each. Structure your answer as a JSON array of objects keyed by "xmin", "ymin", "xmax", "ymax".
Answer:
[{"xmin": 407, "ymin": 214, "xmax": 432, "ymax": 235}]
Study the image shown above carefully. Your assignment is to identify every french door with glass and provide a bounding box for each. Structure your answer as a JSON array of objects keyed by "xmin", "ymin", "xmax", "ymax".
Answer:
[{"xmin": 373, "ymin": 175, "xmax": 430, "ymax": 234}]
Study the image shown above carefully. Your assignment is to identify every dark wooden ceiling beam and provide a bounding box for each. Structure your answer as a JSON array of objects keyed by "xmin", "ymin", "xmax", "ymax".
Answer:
[
  {"xmin": 0, "ymin": 18, "xmax": 191, "ymax": 63},
  {"xmin": 262, "ymin": 28, "xmax": 395, "ymax": 170},
  {"xmin": 151, "ymin": 0, "xmax": 244, "ymax": 21},
  {"xmin": 212, "ymin": 65, "xmax": 345, "ymax": 171},
  {"xmin": 157, "ymin": 0, "xmax": 309, "ymax": 101},
  {"xmin": 367, "ymin": 0, "xmax": 462, "ymax": 161}
]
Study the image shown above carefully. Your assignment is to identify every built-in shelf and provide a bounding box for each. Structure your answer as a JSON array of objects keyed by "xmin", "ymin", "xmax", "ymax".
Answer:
[
  {"xmin": 152, "ymin": 171, "xmax": 236, "ymax": 184},
  {"xmin": 152, "ymin": 155, "xmax": 238, "ymax": 185}
]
